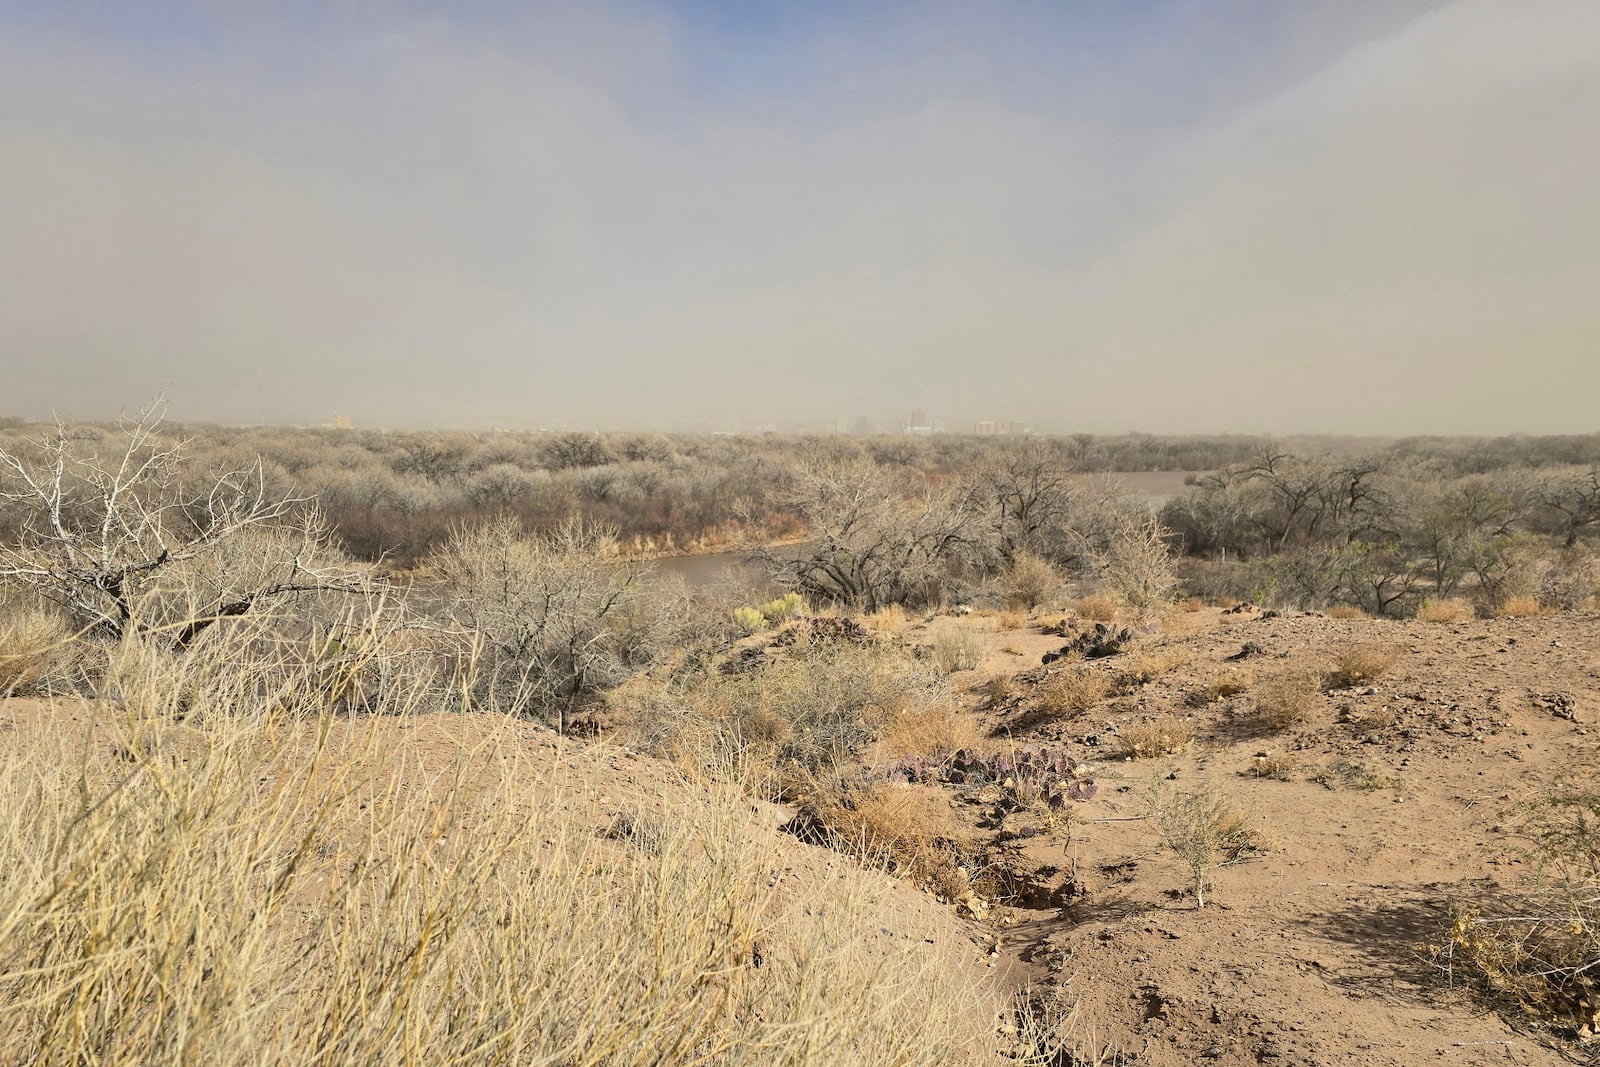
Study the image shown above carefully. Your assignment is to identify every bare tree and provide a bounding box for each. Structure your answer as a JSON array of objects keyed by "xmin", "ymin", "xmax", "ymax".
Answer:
[
  {"xmin": 1537, "ymin": 466, "xmax": 1600, "ymax": 548},
  {"xmin": 750, "ymin": 459, "xmax": 984, "ymax": 612},
  {"xmin": 969, "ymin": 440, "xmax": 1078, "ymax": 565},
  {"xmin": 0, "ymin": 399, "xmax": 372, "ymax": 647}
]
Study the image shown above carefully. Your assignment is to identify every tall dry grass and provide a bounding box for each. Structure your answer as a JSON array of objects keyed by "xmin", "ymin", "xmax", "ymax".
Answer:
[
  {"xmin": 0, "ymin": 607, "xmax": 75, "ymax": 695},
  {"xmin": 0, "ymin": 614, "xmax": 1009, "ymax": 1066}
]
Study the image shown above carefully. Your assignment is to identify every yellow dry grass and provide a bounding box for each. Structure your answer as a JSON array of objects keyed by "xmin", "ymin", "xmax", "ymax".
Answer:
[
  {"xmin": 1416, "ymin": 597, "xmax": 1476, "ymax": 622},
  {"xmin": 1121, "ymin": 715, "xmax": 1194, "ymax": 758},
  {"xmin": 0, "ymin": 622, "xmax": 1007, "ymax": 1066},
  {"xmin": 1072, "ymin": 592, "xmax": 1121, "ymax": 622},
  {"xmin": 1494, "ymin": 594, "xmax": 1545, "ymax": 618}
]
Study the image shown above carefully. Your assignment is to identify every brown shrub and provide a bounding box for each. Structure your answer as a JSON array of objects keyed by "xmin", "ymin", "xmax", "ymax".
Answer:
[
  {"xmin": 929, "ymin": 621, "xmax": 986, "ymax": 674},
  {"xmin": 992, "ymin": 610, "xmax": 1030, "ymax": 632},
  {"xmin": 1248, "ymin": 752, "xmax": 1297, "ymax": 780},
  {"xmin": 1111, "ymin": 648, "xmax": 1190, "ymax": 690},
  {"xmin": 1072, "ymin": 592, "xmax": 1120, "ymax": 622},
  {"xmin": 1121, "ymin": 715, "xmax": 1194, "ymax": 759},
  {"xmin": 803, "ymin": 783, "xmax": 977, "ymax": 900},
  {"xmin": 979, "ymin": 675, "xmax": 1019, "ymax": 707},
  {"xmin": 1324, "ymin": 604, "xmax": 1369, "ymax": 620},
  {"xmin": 1251, "ymin": 671, "xmax": 1319, "ymax": 732},
  {"xmin": 879, "ymin": 698, "xmax": 985, "ymax": 764},
  {"xmin": 1002, "ymin": 552, "xmax": 1061, "ymax": 611},
  {"xmin": 1186, "ymin": 667, "xmax": 1256, "ymax": 706},
  {"xmin": 863, "ymin": 604, "xmax": 909, "ymax": 633},
  {"xmin": 1325, "ymin": 644, "xmax": 1395, "ymax": 689},
  {"xmin": 1436, "ymin": 788, "xmax": 1599, "ymax": 1033},
  {"xmin": 1034, "ymin": 668, "xmax": 1111, "ymax": 720},
  {"xmin": 0, "ymin": 609, "xmax": 75, "ymax": 695},
  {"xmin": 1494, "ymin": 594, "xmax": 1545, "ymax": 618}
]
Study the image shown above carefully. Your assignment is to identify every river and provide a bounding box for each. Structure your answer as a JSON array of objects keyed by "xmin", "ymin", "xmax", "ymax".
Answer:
[{"xmin": 648, "ymin": 471, "xmax": 1202, "ymax": 589}]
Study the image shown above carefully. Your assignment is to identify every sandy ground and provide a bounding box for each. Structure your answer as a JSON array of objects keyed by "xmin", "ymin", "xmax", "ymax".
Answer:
[{"xmin": 923, "ymin": 606, "xmax": 1600, "ymax": 1065}]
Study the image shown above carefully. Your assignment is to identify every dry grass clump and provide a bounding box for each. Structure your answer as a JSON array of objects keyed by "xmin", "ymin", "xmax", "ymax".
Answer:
[
  {"xmin": 1034, "ymin": 667, "xmax": 1112, "ymax": 720},
  {"xmin": 1120, "ymin": 715, "xmax": 1194, "ymax": 759},
  {"xmin": 1248, "ymin": 752, "xmax": 1297, "ymax": 780},
  {"xmin": 0, "ymin": 608, "xmax": 75, "ymax": 695},
  {"xmin": 1187, "ymin": 667, "xmax": 1256, "ymax": 707},
  {"xmin": 802, "ymin": 782, "xmax": 979, "ymax": 901},
  {"xmin": 930, "ymin": 620, "xmax": 986, "ymax": 674},
  {"xmin": 1250, "ymin": 670, "xmax": 1320, "ymax": 733},
  {"xmin": 878, "ymin": 695, "xmax": 986, "ymax": 765},
  {"xmin": 1003, "ymin": 551, "xmax": 1062, "ymax": 611},
  {"xmin": 1325, "ymin": 643, "xmax": 1395, "ymax": 689},
  {"xmin": 1072, "ymin": 592, "xmax": 1121, "ymax": 622},
  {"xmin": 1494, "ymin": 594, "xmax": 1546, "ymax": 618},
  {"xmin": 1111, "ymin": 648, "xmax": 1190, "ymax": 690},
  {"xmin": 992, "ymin": 609, "xmax": 1031, "ymax": 632},
  {"xmin": 0, "ymin": 633, "xmax": 1006, "ymax": 1066},
  {"xmin": 1308, "ymin": 761, "xmax": 1397, "ymax": 791},
  {"xmin": 979, "ymin": 674, "xmax": 1019, "ymax": 707},
  {"xmin": 1324, "ymin": 604, "xmax": 1369, "ymax": 620},
  {"xmin": 863, "ymin": 603, "xmax": 909, "ymax": 633},
  {"xmin": 617, "ymin": 640, "xmax": 952, "ymax": 800},
  {"xmin": 1416, "ymin": 597, "xmax": 1476, "ymax": 623}
]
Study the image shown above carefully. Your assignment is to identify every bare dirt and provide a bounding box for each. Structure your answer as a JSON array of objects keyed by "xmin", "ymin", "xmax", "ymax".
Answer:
[{"xmin": 934, "ymin": 606, "xmax": 1600, "ymax": 1065}]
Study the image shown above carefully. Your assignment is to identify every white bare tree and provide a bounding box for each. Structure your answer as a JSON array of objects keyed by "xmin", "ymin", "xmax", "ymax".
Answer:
[{"xmin": 0, "ymin": 398, "xmax": 373, "ymax": 647}]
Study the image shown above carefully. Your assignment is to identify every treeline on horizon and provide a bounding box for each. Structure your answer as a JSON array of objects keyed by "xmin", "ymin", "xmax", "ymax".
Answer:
[{"xmin": 1, "ymin": 417, "xmax": 1595, "ymax": 572}]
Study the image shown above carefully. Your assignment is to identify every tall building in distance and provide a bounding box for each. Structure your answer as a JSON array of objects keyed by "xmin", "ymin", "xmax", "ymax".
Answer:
[{"xmin": 902, "ymin": 409, "xmax": 935, "ymax": 435}]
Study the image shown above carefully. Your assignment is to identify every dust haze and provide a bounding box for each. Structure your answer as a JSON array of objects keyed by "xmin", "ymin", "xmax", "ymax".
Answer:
[{"xmin": 1, "ymin": 1, "xmax": 1596, "ymax": 433}]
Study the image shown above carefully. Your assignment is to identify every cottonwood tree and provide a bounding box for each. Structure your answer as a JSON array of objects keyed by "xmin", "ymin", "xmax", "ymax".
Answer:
[{"xmin": 0, "ymin": 400, "xmax": 372, "ymax": 647}]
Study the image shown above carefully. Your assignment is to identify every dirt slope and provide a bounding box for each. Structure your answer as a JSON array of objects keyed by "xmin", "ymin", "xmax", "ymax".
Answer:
[{"xmin": 949, "ymin": 607, "xmax": 1599, "ymax": 1065}]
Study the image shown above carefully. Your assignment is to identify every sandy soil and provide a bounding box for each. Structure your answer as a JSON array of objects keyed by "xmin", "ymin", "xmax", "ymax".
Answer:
[{"xmin": 926, "ymin": 606, "xmax": 1600, "ymax": 1065}]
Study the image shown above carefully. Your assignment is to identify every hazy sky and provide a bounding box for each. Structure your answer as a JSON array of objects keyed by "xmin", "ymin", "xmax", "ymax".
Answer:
[{"xmin": 1, "ymin": 1, "xmax": 1596, "ymax": 433}]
